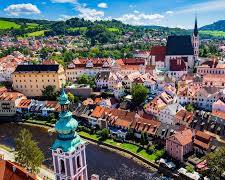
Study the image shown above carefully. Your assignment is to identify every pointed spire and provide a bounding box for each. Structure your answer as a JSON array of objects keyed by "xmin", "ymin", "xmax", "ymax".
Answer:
[
  {"xmin": 59, "ymin": 83, "xmax": 70, "ymax": 106},
  {"xmin": 193, "ymin": 15, "xmax": 198, "ymax": 37}
]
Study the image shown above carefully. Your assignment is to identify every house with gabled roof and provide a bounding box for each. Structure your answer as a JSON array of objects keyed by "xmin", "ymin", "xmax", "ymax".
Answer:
[
  {"xmin": 166, "ymin": 129, "xmax": 193, "ymax": 162},
  {"xmin": 0, "ymin": 158, "xmax": 37, "ymax": 180},
  {"xmin": 130, "ymin": 117, "xmax": 161, "ymax": 138},
  {"xmin": 159, "ymin": 103, "xmax": 185, "ymax": 125}
]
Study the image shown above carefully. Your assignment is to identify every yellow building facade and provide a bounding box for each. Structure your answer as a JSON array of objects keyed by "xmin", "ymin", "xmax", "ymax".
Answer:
[{"xmin": 12, "ymin": 64, "xmax": 66, "ymax": 97}]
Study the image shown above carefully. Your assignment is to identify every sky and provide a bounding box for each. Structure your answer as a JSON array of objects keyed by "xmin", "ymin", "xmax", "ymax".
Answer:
[{"xmin": 0, "ymin": 0, "xmax": 225, "ymax": 29}]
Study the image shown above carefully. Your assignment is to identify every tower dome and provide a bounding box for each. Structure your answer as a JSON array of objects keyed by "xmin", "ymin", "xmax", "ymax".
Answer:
[{"xmin": 52, "ymin": 86, "xmax": 84, "ymax": 152}]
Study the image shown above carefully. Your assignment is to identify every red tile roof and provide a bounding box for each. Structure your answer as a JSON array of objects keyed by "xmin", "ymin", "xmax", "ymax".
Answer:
[
  {"xmin": 195, "ymin": 130, "xmax": 211, "ymax": 141},
  {"xmin": 193, "ymin": 139, "xmax": 209, "ymax": 150},
  {"xmin": 0, "ymin": 159, "xmax": 37, "ymax": 180},
  {"xmin": 211, "ymin": 110, "xmax": 225, "ymax": 120},
  {"xmin": 193, "ymin": 130, "xmax": 212, "ymax": 150},
  {"xmin": 176, "ymin": 109, "xmax": 193, "ymax": 125},
  {"xmin": 0, "ymin": 92, "xmax": 25, "ymax": 101},
  {"xmin": 168, "ymin": 129, "xmax": 193, "ymax": 146},
  {"xmin": 107, "ymin": 109, "xmax": 136, "ymax": 128},
  {"xmin": 17, "ymin": 99, "xmax": 31, "ymax": 108},
  {"xmin": 120, "ymin": 58, "xmax": 145, "ymax": 65},
  {"xmin": 150, "ymin": 46, "xmax": 166, "ymax": 62},
  {"xmin": 131, "ymin": 117, "xmax": 161, "ymax": 135},
  {"xmin": 91, "ymin": 106, "xmax": 109, "ymax": 118}
]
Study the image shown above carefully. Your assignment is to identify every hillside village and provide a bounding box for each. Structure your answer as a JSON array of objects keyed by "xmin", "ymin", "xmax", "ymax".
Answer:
[{"xmin": 0, "ymin": 17, "xmax": 225, "ymax": 180}]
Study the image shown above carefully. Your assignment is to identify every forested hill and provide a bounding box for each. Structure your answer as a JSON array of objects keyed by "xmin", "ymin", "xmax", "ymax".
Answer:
[
  {"xmin": 0, "ymin": 17, "xmax": 224, "ymax": 40},
  {"xmin": 0, "ymin": 16, "xmax": 186, "ymax": 37},
  {"xmin": 200, "ymin": 20, "xmax": 225, "ymax": 31}
]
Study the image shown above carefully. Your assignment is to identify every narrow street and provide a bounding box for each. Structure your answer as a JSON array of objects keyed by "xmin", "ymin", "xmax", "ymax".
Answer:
[{"xmin": 0, "ymin": 148, "xmax": 54, "ymax": 180}]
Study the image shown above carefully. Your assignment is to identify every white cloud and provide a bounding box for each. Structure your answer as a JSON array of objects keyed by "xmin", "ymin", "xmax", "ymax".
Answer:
[
  {"xmin": 75, "ymin": 4, "xmax": 104, "ymax": 21},
  {"xmin": 4, "ymin": 3, "xmax": 41, "ymax": 16},
  {"xmin": 166, "ymin": 11, "xmax": 174, "ymax": 14},
  {"xmin": 134, "ymin": 10, "xmax": 139, "ymax": 14},
  {"xmin": 51, "ymin": 0, "xmax": 77, "ymax": 3},
  {"xmin": 175, "ymin": 0, "xmax": 225, "ymax": 14},
  {"xmin": 117, "ymin": 13, "xmax": 164, "ymax": 26},
  {"xmin": 98, "ymin": 3, "xmax": 108, "ymax": 9}
]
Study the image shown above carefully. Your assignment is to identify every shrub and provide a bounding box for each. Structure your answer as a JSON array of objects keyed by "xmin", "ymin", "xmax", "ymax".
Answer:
[{"xmin": 186, "ymin": 165, "xmax": 194, "ymax": 174}]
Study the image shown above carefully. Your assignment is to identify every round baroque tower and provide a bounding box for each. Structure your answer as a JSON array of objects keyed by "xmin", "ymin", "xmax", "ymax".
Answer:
[{"xmin": 51, "ymin": 87, "xmax": 88, "ymax": 180}]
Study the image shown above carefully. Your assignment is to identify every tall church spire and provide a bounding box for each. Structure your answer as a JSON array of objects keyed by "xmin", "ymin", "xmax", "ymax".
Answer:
[
  {"xmin": 193, "ymin": 15, "xmax": 198, "ymax": 37},
  {"xmin": 192, "ymin": 15, "xmax": 200, "ymax": 62}
]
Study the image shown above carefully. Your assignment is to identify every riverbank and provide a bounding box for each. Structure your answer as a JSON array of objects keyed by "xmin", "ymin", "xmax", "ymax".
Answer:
[
  {"xmin": 0, "ymin": 122, "xmax": 161, "ymax": 179},
  {"xmin": 21, "ymin": 121, "xmax": 179, "ymax": 178},
  {"xmin": 23, "ymin": 121, "xmax": 160, "ymax": 168}
]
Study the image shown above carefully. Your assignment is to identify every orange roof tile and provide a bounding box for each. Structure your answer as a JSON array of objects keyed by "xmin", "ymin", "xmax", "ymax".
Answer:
[
  {"xmin": 168, "ymin": 129, "xmax": 193, "ymax": 146},
  {"xmin": 17, "ymin": 99, "xmax": 31, "ymax": 108},
  {"xmin": 131, "ymin": 117, "xmax": 161, "ymax": 135},
  {"xmin": 0, "ymin": 92, "xmax": 25, "ymax": 101},
  {"xmin": 212, "ymin": 110, "xmax": 225, "ymax": 120},
  {"xmin": 0, "ymin": 159, "xmax": 37, "ymax": 180},
  {"xmin": 195, "ymin": 130, "xmax": 211, "ymax": 141},
  {"xmin": 193, "ymin": 139, "xmax": 210, "ymax": 150},
  {"xmin": 91, "ymin": 106, "xmax": 109, "ymax": 118}
]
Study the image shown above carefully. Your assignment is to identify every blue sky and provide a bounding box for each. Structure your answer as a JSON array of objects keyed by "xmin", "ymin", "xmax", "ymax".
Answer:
[{"xmin": 0, "ymin": 0, "xmax": 225, "ymax": 29}]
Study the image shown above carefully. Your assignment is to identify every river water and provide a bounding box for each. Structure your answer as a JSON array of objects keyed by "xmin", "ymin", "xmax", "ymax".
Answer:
[{"xmin": 0, "ymin": 123, "xmax": 161, "ymax": 180}]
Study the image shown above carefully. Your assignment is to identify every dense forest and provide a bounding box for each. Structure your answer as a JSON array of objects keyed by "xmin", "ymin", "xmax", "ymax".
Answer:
[{"xmin": 1, "ymin": 17, "xmax": 225, "ymax": 41}]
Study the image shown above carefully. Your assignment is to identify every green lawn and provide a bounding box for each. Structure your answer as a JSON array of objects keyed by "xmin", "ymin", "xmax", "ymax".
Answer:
[
  {"xmin": 68, "ymin": 27, "xmax": 87, "ymax": 31},
  {"xmin": 79, "ymin": 131, "xmax": 164, "ymax": 162},
  {"xmin": 78, "ymin": 131, "xmax": 99, "ymax": 141},
  {"xmin": 0, "ymin": 20, "xmax": 21, "ymax": 30},
  {"xmin": 200, "ymin": 30, "xmax": 225, "ymax": 38},
  {"xmin": 24, "ymin": 30, "xmax": 46, "ymax": 37},
  {"xmin": 107, "ymin": 27, "xmax": 120, "ymax": 32},
  {"xmin": 26, "ymin": 23, "xmax": 39, "ymax": 29}
]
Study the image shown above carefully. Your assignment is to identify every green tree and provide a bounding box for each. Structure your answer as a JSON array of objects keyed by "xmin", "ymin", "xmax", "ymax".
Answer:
[
  {"xmin": 74, "ymin": 96, "xmax": 79, "ymax": 103},
  {"xmin": 186, "ymin": 165, "xmax": 194, "ymax": 173},
  {"xmin": 63, "ymin": 50, "xmax": 74, "ymax": 62},
  {"xmin": 67, "ymin": 92, "xmax": 75, "ymax": 103},
  {"xmin": 186, "ymin": 103, "xmax": 195, "ymax": 112},
  {"xmin": 15, "ymin": 129, "xmax": 44, "ymax": 173},
  {"xmin": 140, "ymin": 132, "xmax": 148, "ymax": 146},
  {"xmin": 42, "ymin": 85, "xmax": 58, "ymax": 100},
  {"xmin": 204, "ymin": 147, "xmax": 225, "ymax": 178},
  {"xmin": 131, "ymin": 84, "xmax": 148, "ymax": 106},
  {"xmin": 98, "ymin": 128, "xmax": 109, "ymax": 141},
  {"xmin": 77, "ymin": 74, "xmax": 89, "ymax": 84},
  {"xmin": 147, "ymin": 144, "xmax": 156, "ymax": 154},
  {"xmin": 126, "ymin": 128, "xmax": 135, "ymax": 140}
]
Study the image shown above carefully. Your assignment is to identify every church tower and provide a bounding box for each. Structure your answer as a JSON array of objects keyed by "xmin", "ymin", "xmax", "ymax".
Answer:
[
  {"xmin": 192, "ymin": 16, "xmax": 199, "ymax": 61},
  {"xmin": 51, "ymin": 87, "xmax": 88, "ymax": 180}
]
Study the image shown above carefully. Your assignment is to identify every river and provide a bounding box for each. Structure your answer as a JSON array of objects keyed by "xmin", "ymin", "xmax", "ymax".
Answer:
[{"xmin": 0, "ymin": 123, "xmax": 161, "ymax": 180}]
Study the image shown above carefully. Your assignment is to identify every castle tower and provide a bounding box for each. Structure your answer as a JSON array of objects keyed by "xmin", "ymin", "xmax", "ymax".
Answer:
[
  {"xmin": 192, "ymin": 16, "xmax": 199, "ymax": 61},
  {"xmin": 51, "ymin": 87, "xmax": 88, "ymax": 180}
]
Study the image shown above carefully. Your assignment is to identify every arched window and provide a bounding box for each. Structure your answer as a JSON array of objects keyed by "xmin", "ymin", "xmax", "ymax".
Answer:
[
  {"xmin": 60, "ymin": 159, "xmax": 65, "ymax": 174},
  {"xmin": 77, "ymin": 156, "xmax": 81, "ymax": 168}
]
